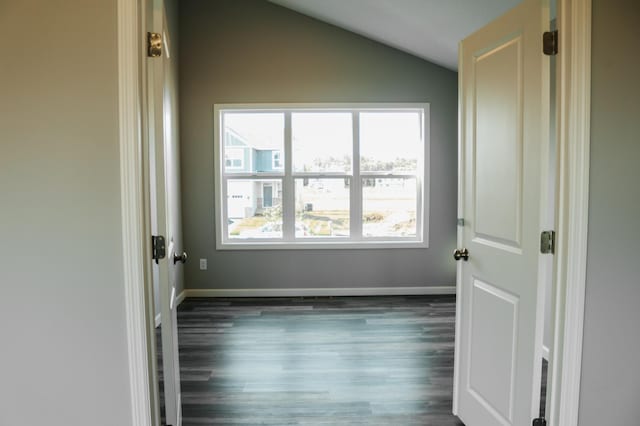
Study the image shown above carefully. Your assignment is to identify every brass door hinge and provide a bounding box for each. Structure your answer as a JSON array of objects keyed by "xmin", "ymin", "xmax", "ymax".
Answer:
[
  {"xmin": 147, "ymin": 32, "xmax": 162, "ymax": 57},
  {"xmin": 543, "ymin": 30, "xmax": 558, "ymax": 55}
]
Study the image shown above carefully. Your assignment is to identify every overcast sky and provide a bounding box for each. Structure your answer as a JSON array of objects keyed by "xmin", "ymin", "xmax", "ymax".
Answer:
[{"xmin": 224, "ymin": 111, "xmax": 422, "ymax": 170}]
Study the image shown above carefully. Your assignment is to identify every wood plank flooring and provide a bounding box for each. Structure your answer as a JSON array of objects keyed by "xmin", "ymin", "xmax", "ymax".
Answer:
[{"xmin": 158, "ymin": 295, "xmax": 465, "ymax": 425}]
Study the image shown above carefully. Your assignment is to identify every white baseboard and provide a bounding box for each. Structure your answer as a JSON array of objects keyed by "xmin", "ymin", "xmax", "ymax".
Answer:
[
  {"xmin": 543, "ymin": 345, "xmax": 550, "ymax": 361},
  {"xmin": 155, "ymin": 289, "xmax": 188, "ymax": 328},
  {"xmin": 181, "ymin": 286, "xmax": 456, "ymax": 298},
  {"xmin": 175, "ymin": 289, "xmax": 187, "ymax": 306}
]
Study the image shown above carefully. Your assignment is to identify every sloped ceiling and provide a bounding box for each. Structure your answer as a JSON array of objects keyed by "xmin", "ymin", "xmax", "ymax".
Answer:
[{"xmin": 269, "ymin": 0, "xmax": 521, "ymax": 70}]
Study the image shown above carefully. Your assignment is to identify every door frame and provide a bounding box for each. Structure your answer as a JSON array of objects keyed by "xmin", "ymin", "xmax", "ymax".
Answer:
[
  {"xmin": 452, "ymin": 0, "xmax": 591, "ymax": 425},
  {"xmin": 546, "ymin": 0, "xmax": 591, "ymax": 424},
  {"xmin": 117, "ymin": 0, "xmax": 591, "ymax": 425},
  {"xmin": 117, "ymin": 0, "xmax": 159, "ymax": 425}
]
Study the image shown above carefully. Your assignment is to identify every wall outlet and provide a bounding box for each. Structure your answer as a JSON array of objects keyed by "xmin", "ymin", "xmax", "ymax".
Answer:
[{"xmin": 199, "ymin": 258, "xmax": 207, "ymax": 270}]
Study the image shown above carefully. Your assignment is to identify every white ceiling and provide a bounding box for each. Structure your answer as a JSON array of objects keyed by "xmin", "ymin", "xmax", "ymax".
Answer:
[{"xmin": 269, "ymin": 0, "xmax": 521, "ymax": 70}]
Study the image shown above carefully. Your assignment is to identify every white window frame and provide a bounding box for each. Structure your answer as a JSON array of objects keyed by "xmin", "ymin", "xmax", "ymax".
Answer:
[{"xmin": 214, "ymin": 103, "xmax": 430, "ymax": 250}]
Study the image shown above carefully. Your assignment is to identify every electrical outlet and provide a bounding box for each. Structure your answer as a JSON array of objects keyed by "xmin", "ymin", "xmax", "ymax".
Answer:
[{"xmin": 199, "ymin": 258, "xmax": 207, "ymax": 270}]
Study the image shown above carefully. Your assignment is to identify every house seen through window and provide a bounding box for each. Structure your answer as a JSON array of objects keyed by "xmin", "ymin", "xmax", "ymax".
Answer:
[{"xmin": 215, "ymin": 104, "xmax": 429, "ymax": 248}]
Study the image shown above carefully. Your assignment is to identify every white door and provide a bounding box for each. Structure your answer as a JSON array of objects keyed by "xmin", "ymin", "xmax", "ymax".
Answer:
[
  {"xmin": 455, "ymin": 0, "xmax": 550, "ymax": 425},
  {"xmin": 148, "ymin": 2, "xmax": 183, "ymax": 425}
]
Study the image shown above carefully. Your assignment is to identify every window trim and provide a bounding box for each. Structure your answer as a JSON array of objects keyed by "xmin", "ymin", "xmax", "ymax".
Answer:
[{"xmin": 214, "ymin": 103, "xmax": 430, "ymax": 250}]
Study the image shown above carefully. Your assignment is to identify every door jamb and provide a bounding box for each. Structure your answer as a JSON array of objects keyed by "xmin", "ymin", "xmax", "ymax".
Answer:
[
  {"xmin": 117, "ymin": 0, "xmax": 154, "ymax": 425},
  {"xmin": 117, "ymin": 0, "xmax": 591, "ymax": 424},
  {"xmin": 547, "ymin": 0, "xmax": 591, "ymax": 425}
]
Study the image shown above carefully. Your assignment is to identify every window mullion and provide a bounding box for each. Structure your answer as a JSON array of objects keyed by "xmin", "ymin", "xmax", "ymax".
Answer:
[
  {"xmin": 283, "ymin": 112, "xmax": 295, "ymax": 241},
  {"xmin": 350, "ymin": 111, "xmax": 362, "ymax": 240}
]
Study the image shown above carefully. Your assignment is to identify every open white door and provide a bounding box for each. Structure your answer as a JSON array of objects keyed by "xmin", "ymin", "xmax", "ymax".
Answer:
[
  {"xmin": 148, "ymin": 2, "xmax": 183, "ymax": 425},
  {"xmin": 455, "ymin": 0, "xmax": 550, "ymax": 425}
]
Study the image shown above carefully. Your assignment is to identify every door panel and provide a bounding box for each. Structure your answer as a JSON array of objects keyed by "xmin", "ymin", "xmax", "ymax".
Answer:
[
  {"xmin": 468, "ymin": 278, "xmax": 519, "ymax": 423},
  {"xmin": 456, "ymin": 0, "xmax": 550, "ymax": 425},
  {"xmin": 474, "ymin": 36, "xmax": 523, "ymax": 249}
]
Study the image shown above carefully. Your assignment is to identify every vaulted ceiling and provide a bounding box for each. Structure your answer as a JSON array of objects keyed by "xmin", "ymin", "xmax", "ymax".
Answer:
[{"xmin": 269, "ymin": 0, "xmax": 521, "ymax": 70}]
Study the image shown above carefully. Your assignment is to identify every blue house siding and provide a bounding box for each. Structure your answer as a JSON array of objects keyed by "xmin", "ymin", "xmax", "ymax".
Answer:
[
  {"xmin": 255, "ymin": 150, "xmax": 274, "ymax": 172},
  {"xmin": 226, "ymin": 130, "xmax": 246, "ymax": 146},
  {"xmin": 224, "ymin": 128, "xmax": 281, "ymax": 173},
  {"xmin": 242, "ymin": 148, "xmax": 252, "ymax": 172}
]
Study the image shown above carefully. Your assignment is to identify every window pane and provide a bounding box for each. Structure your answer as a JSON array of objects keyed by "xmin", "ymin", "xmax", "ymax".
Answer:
[
  {"xmin": 363, "ymin": 178, "xmax": 417, "ymax": 237},
  {"xmin": 223, "ymin": 113, "xmax": 284, "ymax": 174},
  {"xmin": 293, "ymin": 113, "xmax": 352, "ymax": 173},
  {"xmin": 295, "ymin": 178, "xmax": 350, "ymax": 237},
  {"xmin": 227, "ymin": 179, "xmax": 283, "ymax": 239},
  {"xmin": 360, "ymin": 112, "xmax": 421, "ymax": 173}
]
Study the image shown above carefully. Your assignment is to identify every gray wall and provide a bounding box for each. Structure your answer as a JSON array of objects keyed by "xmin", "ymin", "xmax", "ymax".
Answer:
[
  {"xmin": 179, "ymin": 0, "xmax": 458, "ymax": 291},
  {"xmin": 0, "ymin": 0, "xmax": 133, "ymax": 425},
  {"xmin": 579, "ymin": 0, "xmax": 640, "ymax": 424}
]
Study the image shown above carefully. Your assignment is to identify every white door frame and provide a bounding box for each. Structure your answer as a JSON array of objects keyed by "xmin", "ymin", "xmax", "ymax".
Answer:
[
  {"xmin": 116, "ymin": 0, "xmax": 591, "ymax": 425},
  {"xmin": 117, "ymin": 0, "xmax": 155, "ymax": 425},
  {"xmin": 546, "ymin": 0, "xmax": 591, "ymax": 424}
]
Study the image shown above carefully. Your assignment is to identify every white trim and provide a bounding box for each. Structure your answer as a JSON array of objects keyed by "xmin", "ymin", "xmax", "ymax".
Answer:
[
  {"xmin": 283, "ymin": 113, "xmax": 295, "ymax": 239},
  {"xmin": 117, "ymin": 0, "xmax": 152, "ymax": 424},
  {"xmin": 216, "ymin": 240, "xmax": 429, "ymax": 250},
  {"xmin": 542, "ymin": 345, "xmax": 550, "ymax": 361},
  {"xmin": 180, "ymin": 286, "xmax": 455, "ymax": 298},
  {"xmin": 175, "ymin": 288, "xmax": 187, "ymax": 306},
  {"xmin": 154, "ymin": 290, "xmax": 188, "ymax": 327},
  {"xmin": 548, "ymin": 0, "xmax": 591, "ymax": 425},
  {"xmin": 215, "ymin": 102, "xmax": 431, "ymax": 111}
]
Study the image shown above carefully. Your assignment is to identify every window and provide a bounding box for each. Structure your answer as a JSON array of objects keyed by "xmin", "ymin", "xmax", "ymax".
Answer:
[
  {"xmin": 215, "ymin": 104, "xmax": 429, "ymax": 249},
  {"xmin": 224, "ymin": 147, "xmax": 244, "ymax": 169},
  {"xmin": 272, "ymin": 151, "xmax": 283, "ymax": 170}
]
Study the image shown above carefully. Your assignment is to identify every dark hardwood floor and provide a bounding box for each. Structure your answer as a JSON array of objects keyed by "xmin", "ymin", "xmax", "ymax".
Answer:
[{"xmin": 158, "ymin": 295, "xmax": 464, "ymax": 425}]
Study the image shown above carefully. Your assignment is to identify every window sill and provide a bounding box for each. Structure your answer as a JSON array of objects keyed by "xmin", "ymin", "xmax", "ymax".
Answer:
[{"xmin": 216, "ymin": 240, "xmax": 429, "ymax": 250}]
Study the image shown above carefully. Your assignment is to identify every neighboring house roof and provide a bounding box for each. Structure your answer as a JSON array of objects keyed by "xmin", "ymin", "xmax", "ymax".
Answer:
[{"xmin": 225, "ymin": 120, "xmax": 282, "ymax": 151}]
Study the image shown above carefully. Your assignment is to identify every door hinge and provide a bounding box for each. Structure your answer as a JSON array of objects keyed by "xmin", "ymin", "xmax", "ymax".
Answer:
[
  {"xmin": 152, "ymin": 235, "xmax": 166, "ymax": 264},
  {"xmin": 533, "ymin": 417, "xmax": 547, "ymax": 426},
  {"xmin": 147, "ymin": 32, "xmax": 162, "ymax": 57},
  {"xmin": 540, "ymin": 230, "xmax": 556, "ymax": 254},
  {"xmin": 543, "ymin": 30, "xmax": 558, "ymax": 55}
]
